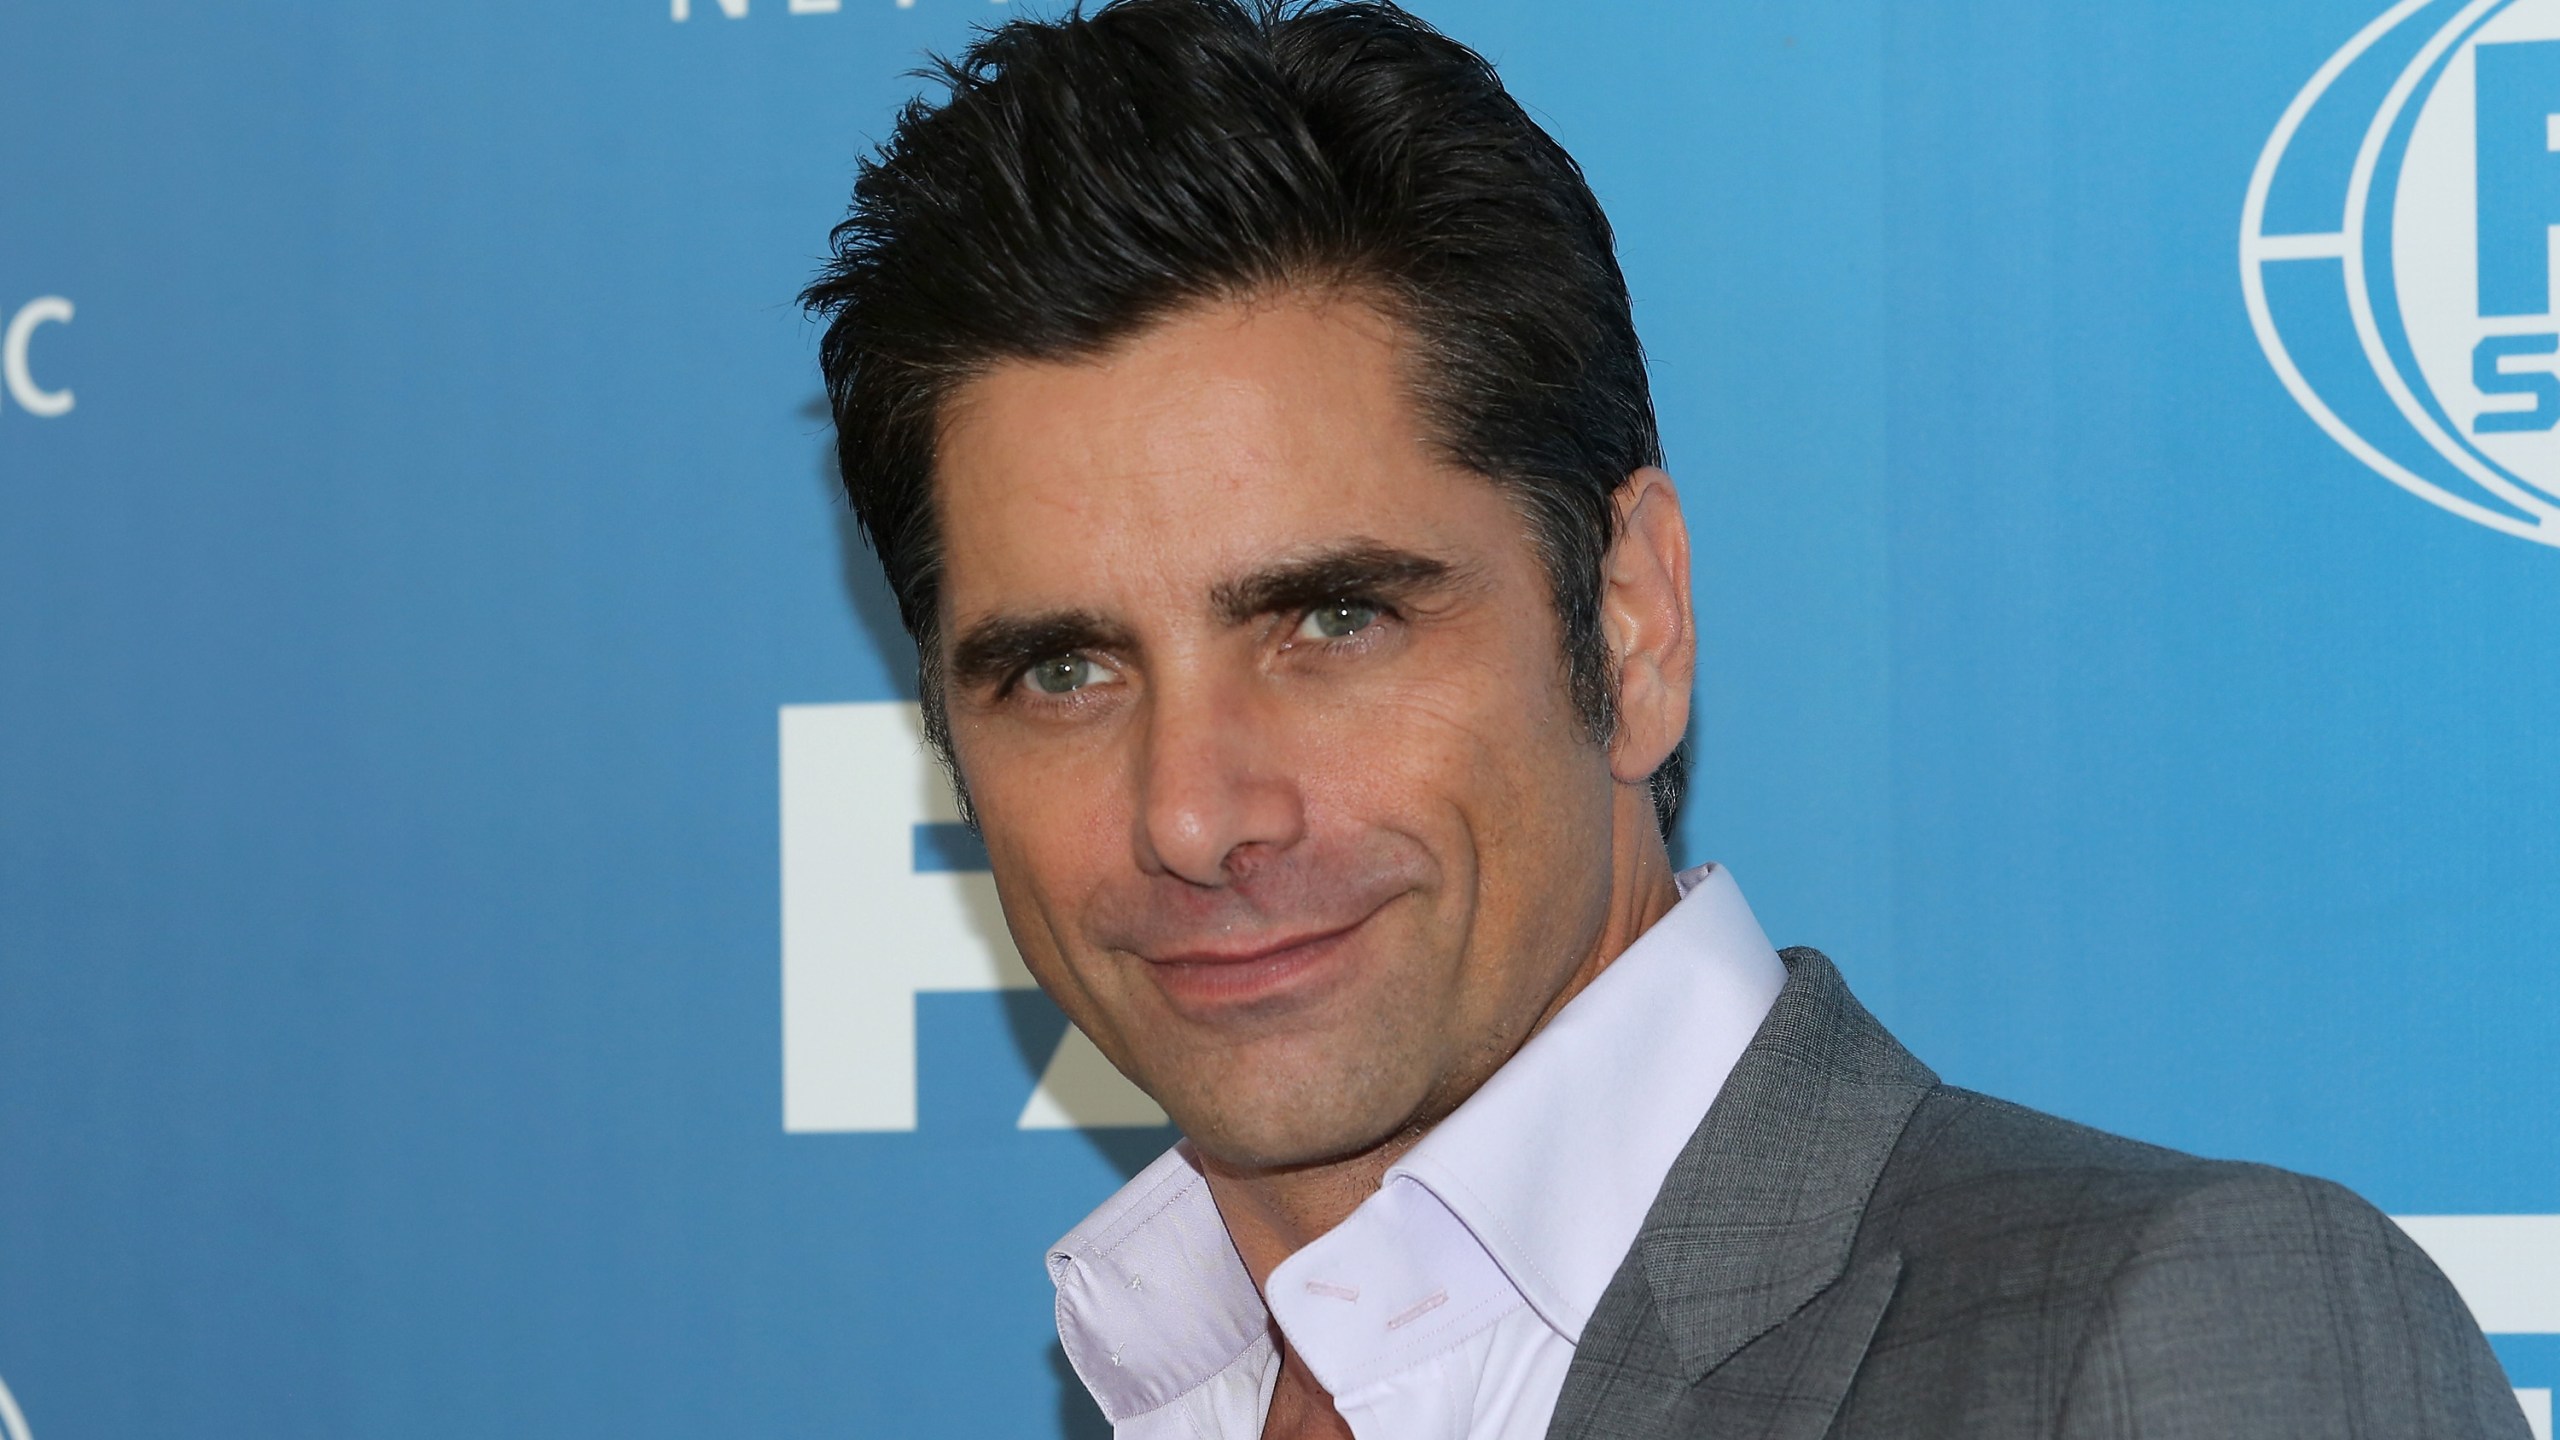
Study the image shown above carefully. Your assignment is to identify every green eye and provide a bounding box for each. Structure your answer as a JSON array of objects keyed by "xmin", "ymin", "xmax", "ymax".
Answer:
[
  {"xmin": 1298, "ymin": 600, "xmax": 1382, "ymax": 641},
  {"xmin": 1026, "ymin": 654, "xmax": 1104, "ymax": 695}
]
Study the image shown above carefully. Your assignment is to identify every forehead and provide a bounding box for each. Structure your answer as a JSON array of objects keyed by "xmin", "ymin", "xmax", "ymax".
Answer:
[{"xmin": 932, "ymin": 294, "xmax": 1525, "ymax": 622}]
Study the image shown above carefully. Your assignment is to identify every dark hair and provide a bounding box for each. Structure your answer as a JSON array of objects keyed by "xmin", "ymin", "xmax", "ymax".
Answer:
[{"xmin": 802, "ymin": 0, "xmax": 1687, "ymax": 837}]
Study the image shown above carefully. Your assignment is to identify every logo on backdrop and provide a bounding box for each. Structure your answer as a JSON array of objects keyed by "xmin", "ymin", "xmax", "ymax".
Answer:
[
  {"xmin": 2245, "ymin": 0, "xmax": 2560, "ymax": 545},
  {"xmin": 2, "ymin": 297, "xmax": 73, "ymax": 420},
  {"xmin": 776, "ymin": 701, "xmax": 1165, "ymax": 1133},
  {"xmin": 0, "ymin": 1371, "xmax": 33, "ymax": 1440}
]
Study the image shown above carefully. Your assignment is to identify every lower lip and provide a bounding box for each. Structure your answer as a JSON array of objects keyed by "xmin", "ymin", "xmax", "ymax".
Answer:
[{"xmin": 1144, "ymin": 920, "xmax": 1371, "ymax": 1015}]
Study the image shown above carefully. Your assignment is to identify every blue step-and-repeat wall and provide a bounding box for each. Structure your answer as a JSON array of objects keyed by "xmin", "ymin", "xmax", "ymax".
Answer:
[{"xmin": 3, "ymin": 1, "xmax": 2557, "ymax": 1436}]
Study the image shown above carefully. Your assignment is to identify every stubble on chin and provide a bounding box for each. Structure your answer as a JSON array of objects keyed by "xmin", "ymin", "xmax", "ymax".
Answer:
[{"xmin": 1112, "ymin": 892, "xmax": 1465, "ymax": 1171}]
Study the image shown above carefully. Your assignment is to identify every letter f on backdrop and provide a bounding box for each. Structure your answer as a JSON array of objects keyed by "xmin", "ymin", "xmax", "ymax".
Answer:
[
  {"xmin": 779, "ymin": 702, "xmax": 1166, "ymax": 1132},
  {"xmin": 2476, "ymin": 39, "xmax": 2560, "ymax": 319}
]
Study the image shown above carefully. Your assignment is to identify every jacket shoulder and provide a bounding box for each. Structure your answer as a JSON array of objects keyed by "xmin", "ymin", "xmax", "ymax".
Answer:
[
  {"xmin": 2051, "ymin": 1150, "xmax": 2525, "ymax": 1438},
  {"xmin": 1833, "ymin": 1088, "xmax": 2523, "ymax": 1439},
  {"xmin": 1867, "ymin": 1085, "xmax": 2228, "ymax": 1246}
]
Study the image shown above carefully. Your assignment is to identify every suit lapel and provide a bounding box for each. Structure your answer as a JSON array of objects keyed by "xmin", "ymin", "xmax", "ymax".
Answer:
[
  {"xmin": 1667, "ymin": 1248, "xmax": 1905, "ymax": 1440},
  {"xmin": 1548, "ymin": 950, "xmax": 1936, "ymax": 1440}
]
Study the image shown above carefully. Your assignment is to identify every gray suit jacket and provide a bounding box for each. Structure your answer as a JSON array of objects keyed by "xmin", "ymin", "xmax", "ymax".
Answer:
[{"xmin": 1548, "ymin": 949, "xmax": 2526, "ymax": 1440}]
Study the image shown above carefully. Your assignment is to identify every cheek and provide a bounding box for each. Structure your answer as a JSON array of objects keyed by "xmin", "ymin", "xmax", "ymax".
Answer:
[
  {"xmin": 954, "ymin": 724, "xmax": 1129, "ymax": 976},
  {"xmin": 1316, "ymin": 619, "xmax": 1613, "ymax": 972},
  {"xmin": 952, "ymin": 692, "xmax": 1129, "ymax": 840},
  {"xmin": 1306, "ymin": 618, "xmax": 1596, "ymax": 826}
]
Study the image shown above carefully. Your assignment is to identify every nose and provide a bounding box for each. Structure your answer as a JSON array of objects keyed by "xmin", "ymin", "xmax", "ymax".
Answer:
[{"xmin": 1132, "ymin": 676, "xmax": 1306, "ymax": 887}]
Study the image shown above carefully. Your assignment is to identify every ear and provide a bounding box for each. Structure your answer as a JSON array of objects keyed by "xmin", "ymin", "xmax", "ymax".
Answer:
[{"xmin": 1601, "ymin": 467, "xmax": 1695, "ymax": 786}]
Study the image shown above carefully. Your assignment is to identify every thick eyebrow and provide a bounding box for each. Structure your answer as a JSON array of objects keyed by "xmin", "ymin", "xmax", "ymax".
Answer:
[
  {"xmin": 1209, "ymin": 542, "xmax": 1468, "ymax": 625},
  {"xmin": 948, "ymin": 610, "xmax": 1134, "ymax": 693},
  {"xmin": 946, "ymin": 543, "xmax": 1467, "ymax": 694}
]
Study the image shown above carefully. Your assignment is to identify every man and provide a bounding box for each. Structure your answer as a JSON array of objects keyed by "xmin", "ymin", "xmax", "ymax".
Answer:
[{"xmin": 801, "ymin": 3, "xmax": 2524, "ymax": 1437}]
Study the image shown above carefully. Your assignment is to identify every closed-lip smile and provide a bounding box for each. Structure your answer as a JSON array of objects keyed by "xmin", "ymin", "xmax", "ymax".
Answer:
[{"xmin": 1138, "ymin": 907, "xmax": 1385, "ymax": 1014}]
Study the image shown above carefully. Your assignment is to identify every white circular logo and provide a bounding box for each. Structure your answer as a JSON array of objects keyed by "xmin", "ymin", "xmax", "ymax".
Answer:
[{"xmin": 2245, "ymin": 0, "xmax": 2560, "ymax": 543}]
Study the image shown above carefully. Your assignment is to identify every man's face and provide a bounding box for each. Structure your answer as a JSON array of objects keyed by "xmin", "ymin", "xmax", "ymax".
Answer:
[{"xmin": 935, "ymin": 295, "xmax": 1623, "ymax": 1169}]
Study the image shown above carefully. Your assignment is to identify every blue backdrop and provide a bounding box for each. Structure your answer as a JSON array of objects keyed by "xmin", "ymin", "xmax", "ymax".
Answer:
[{"xmin": 3, "ymin": 1, "xmax": 2554, "ymax": 1436}]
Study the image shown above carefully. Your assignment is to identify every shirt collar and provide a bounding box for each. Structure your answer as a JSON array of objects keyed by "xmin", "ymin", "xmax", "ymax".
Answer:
[
  {"xmin": 1380, "ymin": 861, "xmax": 1786, "ymax": 1342},
  {"xmin": 1047, "ymin": 863, "xmax": 1787, "ymax": 1423},
  {"xmin": 1047, "ymin": 1142, "xmax": 1266, "ymax": 1425}
]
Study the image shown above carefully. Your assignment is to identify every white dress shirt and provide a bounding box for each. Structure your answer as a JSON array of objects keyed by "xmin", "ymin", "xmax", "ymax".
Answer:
[{"xmin": 1047, "ymin": 863, "xmax": 1788, "ymax": 1440}]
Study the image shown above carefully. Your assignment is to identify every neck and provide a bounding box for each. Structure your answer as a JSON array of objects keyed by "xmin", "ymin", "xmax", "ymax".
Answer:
[{"xmin": 1200, "ymin": 788, "xmax": 1684, "ymax": 1292}]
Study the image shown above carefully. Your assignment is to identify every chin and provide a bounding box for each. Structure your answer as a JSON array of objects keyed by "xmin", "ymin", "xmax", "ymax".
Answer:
[{"xmin": 1170, "ymin": 1070, "xmax": 1425, "ymax": 1173}]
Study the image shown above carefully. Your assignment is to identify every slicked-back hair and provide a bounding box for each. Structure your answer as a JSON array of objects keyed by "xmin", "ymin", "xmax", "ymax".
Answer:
[{"xmin": 803, "ymin": 0, "xmax": 1687, "ymax": 837}]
